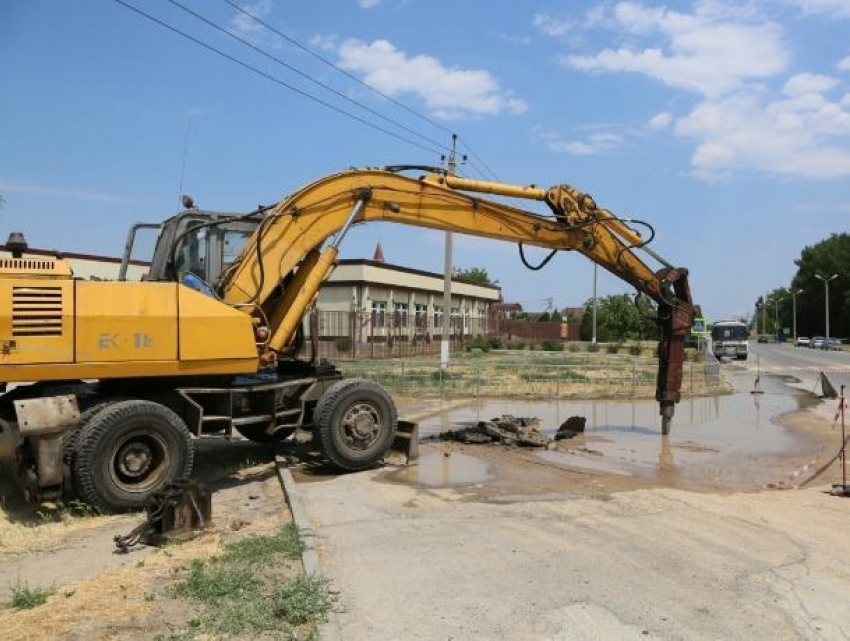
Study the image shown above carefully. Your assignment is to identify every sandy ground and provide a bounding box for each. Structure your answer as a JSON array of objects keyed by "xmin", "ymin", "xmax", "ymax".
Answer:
[
  {"xmin": 293, "ymin": 378, "xmax": 850, "ymax": 640},
  {"xmin": 0, "ymin": 443, "xmax": 293, "ymax": 640}
]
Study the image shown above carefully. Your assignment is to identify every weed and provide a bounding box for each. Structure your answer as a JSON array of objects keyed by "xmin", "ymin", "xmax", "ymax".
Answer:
[
  {"xmin": 587, "ymin": 342, "xmax": 600, "ymax": 353},
  {"xmin": 8, "ymin": 581, "xmax": 55, "ymax": 610},
  {"xmin": 221, "ymin": 523, "xmax": 304, "ymax": 564},
  {"xmin": 539, "ymin": 340, "xmax": 564, "ymax": 352},
  {"xmin": 273, "ymin": 575, "xmax": 334, "ymax": 625},
  {"xmin": 172, "ymin": 560, "xmax": 262, "ymax": 601}
]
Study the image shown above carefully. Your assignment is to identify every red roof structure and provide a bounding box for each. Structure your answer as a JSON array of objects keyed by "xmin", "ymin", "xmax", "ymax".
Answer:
[{"xmin": 372, "ymin": 242, "xmax": 386, "ymax": 263}]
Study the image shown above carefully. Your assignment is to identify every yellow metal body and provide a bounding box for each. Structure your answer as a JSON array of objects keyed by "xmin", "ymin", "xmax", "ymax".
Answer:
[{"xmin": 0, "ymin": 261, "xmax": 257, "ymax": 383}]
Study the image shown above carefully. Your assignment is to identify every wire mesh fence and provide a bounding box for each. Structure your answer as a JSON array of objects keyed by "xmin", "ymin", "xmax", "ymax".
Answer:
[{"xmin": 336, "ymin": 350, "xmax": 726, "ymax": 400}]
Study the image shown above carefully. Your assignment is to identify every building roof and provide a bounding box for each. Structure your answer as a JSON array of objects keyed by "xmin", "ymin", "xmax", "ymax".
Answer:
[
  {"xmin": 0, "ymin": 245, "xmax": 151, "ymax": 267},
  {"xmin": 372, "ymin": 242, "xmax": 385, "ymax": 263},
  {"xmin": 336, "ymin": 259, "xmax": 501, "ymax": 292}
]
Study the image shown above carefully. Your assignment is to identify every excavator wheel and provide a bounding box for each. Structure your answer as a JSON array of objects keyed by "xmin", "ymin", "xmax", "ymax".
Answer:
[
  {"xmin": 313, "ymin": 379, "xmax": 397, "ymax": 471},
  {"xmin": 71, "ymin": 400, "xmax": 194, "ymax": 513}
]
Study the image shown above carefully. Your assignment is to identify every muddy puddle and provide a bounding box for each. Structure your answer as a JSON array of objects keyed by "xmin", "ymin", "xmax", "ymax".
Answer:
[
  {"xmin": 391, "ymin": 452, "xmax": 493, "ymax": 487},
  {"xmin": 411, "ymin": 372, "xmax": 826, "ymax": 492}
]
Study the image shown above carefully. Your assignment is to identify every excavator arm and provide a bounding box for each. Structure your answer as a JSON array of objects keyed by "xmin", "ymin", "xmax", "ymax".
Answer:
[{"xmin": 217, "ymin": 168, "xmax": 694, "ymax": 433}]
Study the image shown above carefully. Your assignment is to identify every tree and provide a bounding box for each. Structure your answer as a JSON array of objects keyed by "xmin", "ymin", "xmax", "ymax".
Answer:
[
  {"xmin": 790, "ymin": 233, "xmax": 850, "ymax": 339},
  {"xmin": 753, "ymin": 287, "xmax": 791, "ymax": 336},
  {"xmin": 579, "ymin": 294, "xmax": 658, "ymax": 342},
  {"xmin": 453, "ymin": 267, "xmax": 497, "ymax": 286}
]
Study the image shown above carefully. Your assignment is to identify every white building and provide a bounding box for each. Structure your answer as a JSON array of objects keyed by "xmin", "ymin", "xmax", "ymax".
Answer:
[
  {"xmin": 0, "ymin": 246, "xmax": 149, "ymax": 281},
  {"xmin": 315, "ymin": 258, "xmax": 501, "ymax": 344}
]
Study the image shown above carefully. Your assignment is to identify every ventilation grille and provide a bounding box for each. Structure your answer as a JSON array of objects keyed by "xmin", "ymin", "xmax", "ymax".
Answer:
[
  {"xmin": 0, "ymin": 258, "xmax": 57, "ymax": 271},
  {"xmin": 12, "ymin": 286, "xmax": 63, "ymax": 337}
]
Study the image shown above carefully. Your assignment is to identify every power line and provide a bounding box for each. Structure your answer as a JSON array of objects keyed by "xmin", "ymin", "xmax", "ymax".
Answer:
[
  {"xmin": 167, "ymin": 0, "xmax": 451, "ymax": 154},
  {"xmin": 110, "ymin": 0, "xmax": 443, "ymax": 156},
  {"xmin": 222, "ymin": 0, "xmax": 505, "ymax": 184},
  {"xmin": 222, "ymin": 0, "xmax": 454, "ymax": 138}
]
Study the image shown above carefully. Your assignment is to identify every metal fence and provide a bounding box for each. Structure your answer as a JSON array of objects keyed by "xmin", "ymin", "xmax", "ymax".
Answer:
[
  {"xmin": 305, "ymin": 309, "xmax": 490, "ymax": 361},
  {"xmin": 336, "ymin": 350, "xmax": 727, "ymax": 400}
]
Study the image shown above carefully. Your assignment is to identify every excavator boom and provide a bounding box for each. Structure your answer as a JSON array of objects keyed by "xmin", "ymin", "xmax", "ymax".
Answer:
[{"xmin": 217, "ymin": 168, "xmax": 694, "ymax": 431}]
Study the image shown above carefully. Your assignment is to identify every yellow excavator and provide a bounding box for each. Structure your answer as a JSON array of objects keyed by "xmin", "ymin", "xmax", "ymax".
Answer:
[{"xmin": 0, "ymin": 167, "xmax": 694, "ymax": 511}]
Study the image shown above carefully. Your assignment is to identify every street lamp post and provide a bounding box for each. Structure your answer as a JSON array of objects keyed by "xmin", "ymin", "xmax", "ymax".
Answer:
[
  {"xmin": 774, "ymin": 296, "xmax": 785, "ymax": 341},
  {"xmin": 791, "ymin": 288, "xmax": 803, "ymax": 341},
  {"xmin": 814, "ymin": 273, "xmax": 838, "ymax": 342}
]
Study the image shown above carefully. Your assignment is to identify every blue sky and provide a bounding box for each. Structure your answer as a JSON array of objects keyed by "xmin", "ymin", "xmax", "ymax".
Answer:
[{"xmin": 2, "ymin": 0, "xmax": 849, "ymax": 320}]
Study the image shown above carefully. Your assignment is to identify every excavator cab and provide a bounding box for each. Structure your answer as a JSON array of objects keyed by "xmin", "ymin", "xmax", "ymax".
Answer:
[{"xmin": 119, "ymin": 210, "xmax": 259, "ymax": 285}]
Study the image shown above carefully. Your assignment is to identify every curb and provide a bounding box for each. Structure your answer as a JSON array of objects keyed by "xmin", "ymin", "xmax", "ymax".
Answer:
[{"xmin": 275, "ymin": 454, "xmax": 342, "ymax": 641}]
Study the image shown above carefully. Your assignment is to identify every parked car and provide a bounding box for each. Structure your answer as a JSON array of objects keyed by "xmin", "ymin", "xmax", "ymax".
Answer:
[
  {"xmin": 757, "ymin": 335, "xmax": 769, "ymax": 343},
  {"xmin": 795, "ymin": 336, "xmax": 810, "ymax": 347},
  {"xmin": 811, "ymin": 336, "xmax": 825, "ymax": 349},
  {"xmin": 824, "ymin": 338, "xmax": 844, "ymax": 351}
]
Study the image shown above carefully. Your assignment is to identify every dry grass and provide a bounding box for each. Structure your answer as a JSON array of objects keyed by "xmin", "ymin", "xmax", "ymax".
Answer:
[{"xmin": 0, "ymin": 497, "xmax": 125, "ymax": 560}]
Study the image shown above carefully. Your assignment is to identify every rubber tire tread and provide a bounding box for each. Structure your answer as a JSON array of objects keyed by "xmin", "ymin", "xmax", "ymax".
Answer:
[
  {"xmin": 314, "ymin": 378, "xmax": 397, "ymax": 472},
  {"xmin": 63, "ymin": 399, "xmax": 125, "ymax": 465},
  {"xmin": 72, "ymin": 400, "xmax": 194, "ymax": 513}
]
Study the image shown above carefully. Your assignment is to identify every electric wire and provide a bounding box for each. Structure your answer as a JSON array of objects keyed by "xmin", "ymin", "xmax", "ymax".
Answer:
[
  {"xmin": 110, "ymin": 0, "xmax": 442, "ymax": 156},
  {"xmin": 220, "ymin": 0, "xmax": 513, "ymax": 186},
  {"xmin": 166, "ymin": 0, "xmax": 451, "ymax": 156},
  {"xmin": 221, "ymin": 0, "xmax": 455, "ymax": 138}
]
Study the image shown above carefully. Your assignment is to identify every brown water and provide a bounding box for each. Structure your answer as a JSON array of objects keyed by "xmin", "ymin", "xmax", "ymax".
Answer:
[
  {"xmin": 396, "ymin": 452, "xmax": 493, "ymax": 487},
  {"xmin": 414, "ymin": 373, "xmax": 822, "ymax": 490}
]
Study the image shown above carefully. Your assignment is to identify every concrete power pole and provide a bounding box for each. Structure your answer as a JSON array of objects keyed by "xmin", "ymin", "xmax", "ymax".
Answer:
[
  {"xmin": 592, "ymin": 263, "xmax": 598, "ymax": 344},
  {"xmin": 441, "ymin": 135, "xmax": 458, "ymax": 370}
]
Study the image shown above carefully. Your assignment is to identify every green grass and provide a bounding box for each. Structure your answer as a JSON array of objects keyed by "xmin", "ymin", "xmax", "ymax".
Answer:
[
  {"xmin": 170, "ymin": 524, "xmax": 333, "ymax": 638},
  {"xmin": 273, "ymin": 575, "xmax": 334, "ymax": 626},
  {"xmin": 221, "ymin": 522, "xmax": 305, "ymax": 564},
  {"xmin": 7, "ymin": 581, "xmax": 55, "ymax": 610}
]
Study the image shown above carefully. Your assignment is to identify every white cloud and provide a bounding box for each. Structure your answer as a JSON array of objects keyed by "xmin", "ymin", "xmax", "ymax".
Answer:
[
  {"xmin": 674, "ymin": 83, "xmax": 850, "ymax": 179},
  {"xmin": 783, "ymin": 72, "xmax": 839, "ymax": 96},
  {"xmin": 782, "ymin": 0, "xmax": 850, "ymax": 18},
  {"xmin": 561, "ymin": 1, "xmax": 788, "ymax": 96},
  {"xmin": 535, "ymin": 129, "xmax": 623, "ymax": 155},
  {"xmin": 356, "ymin": 0, "xmax": 381, "ymax": 8},
  {"xmin": 838, "ymin": 55, "xmax": 850, "ymax": 71},
  {"xmin": 337, "ymin": 39, "xmax": 527, "ymax": 119},
  {"xmin": 308, "ymin": 33, "xmax": 337, "ymax": 51},
  {"xmin": 0, "ymin": 178, "xmax": 130, "ymax": 203},
  {"xmin": 648, "ymin": 111, "xmax": 672, "ymax": 130},
  {"xmin": 495, "ymin": 32, "xmax": 532, "ymax": 45},
  {"xmin": 230, "ymin": 0, "xmax": 280, "ymax": 48},
  {"xmin": 532, "ymin": 13, "xmax": 573, "ymax": 37}
]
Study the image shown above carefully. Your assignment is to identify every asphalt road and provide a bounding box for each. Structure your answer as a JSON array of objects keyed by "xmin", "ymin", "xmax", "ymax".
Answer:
[{"xmin": 749, "ymin": 341, "xmax": 850, "ymax": 392}]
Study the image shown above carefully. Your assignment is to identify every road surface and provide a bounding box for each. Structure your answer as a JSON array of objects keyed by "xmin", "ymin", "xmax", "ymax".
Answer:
[{"xmin": 748, "ymin": 341, "xmax": 850, "ymax": 392}]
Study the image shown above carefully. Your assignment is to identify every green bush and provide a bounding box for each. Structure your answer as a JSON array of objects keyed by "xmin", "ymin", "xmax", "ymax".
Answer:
[
  {"xmin": 487, "ymin": 336, "xmax": 503, "ymax": 350},
  {"xmin": 334, "ymin": 336, "xmax": 352, "ymax": 353},
  {"xmin": 587, "ymin": 342, "xmax": 599, "ymax": 353},
  {"xmin": 567, "ymin": 342, "xmax": 581, "ymax": 353},
  {"xmin": 465, "ymin": 335, "xmax": 491, "ymax": 352},
  {"xmin": 605, "ymin": 342, "xmax": 622, "ymax": 355},
  {"xmin": 505, "ymin": 340, "xmax": 526, "ymax": 350},
  {"xmin": 629, "ymin": 343, "xmax": 642, "ymax": 356},
  {"xmin": 540, "ymin": 340, "xmax": 564, "ymax": 352}
]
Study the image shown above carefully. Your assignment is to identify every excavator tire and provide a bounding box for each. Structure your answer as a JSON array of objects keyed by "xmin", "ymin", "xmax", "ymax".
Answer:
[
  {"xmin": 63, "ymin": 399, "xmax": 125, "ymax": 465},
  {"xmin": 313, "ymin": 378, "xmax": 397, "ymax": 471},
  {"xmin": 72, "ymin": 400, "xmax": 194, "ymax": 513}
]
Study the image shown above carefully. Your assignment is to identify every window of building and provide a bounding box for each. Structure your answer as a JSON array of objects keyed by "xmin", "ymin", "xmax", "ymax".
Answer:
[
  {"xmin": 394, "ymin": 302, "xmax": 408, "ymax": 324},
  {"xmin": 372, "ymin": 300, "xmax": 386, "ymax": 328},
  {"xmin": 414, "ymin": 303, "xmax": 427, "ymax": 327}
]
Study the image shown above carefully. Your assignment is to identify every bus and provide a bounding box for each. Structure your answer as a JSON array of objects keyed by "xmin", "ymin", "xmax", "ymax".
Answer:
[{"xmin": 711, "ymin": 320, "xmax": 749, "ymax": 360}]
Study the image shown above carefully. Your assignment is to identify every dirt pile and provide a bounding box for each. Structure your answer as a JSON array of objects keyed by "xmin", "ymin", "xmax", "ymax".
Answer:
[{"xmin": 438, "ymin": 415, "xmax": 551, "ymax": 448}]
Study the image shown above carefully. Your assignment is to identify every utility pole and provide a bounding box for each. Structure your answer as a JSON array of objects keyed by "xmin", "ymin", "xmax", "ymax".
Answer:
[
  {"xmin": 815, "ymin": 273, "xmax": 838, "ymax": 342},
  {"xmin": 774, "ymin": 296, "xmax": 785, "ymax": 341},
  {"xmin": 440, "ymin": 134, "xmax": 458, "ymax": 369},
  {"xmin": 792, "ymin": 288, "xmax": 803, "ymax": 341},
  {"xmin": 592, "ymin": 263, "xmax": 598, "ymax": 344}
]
